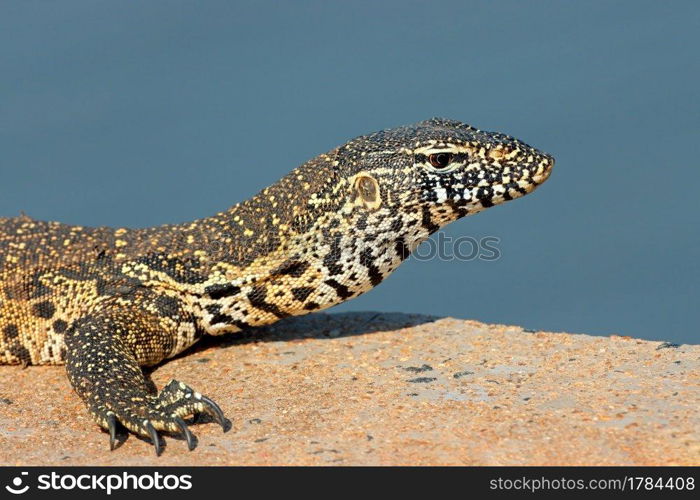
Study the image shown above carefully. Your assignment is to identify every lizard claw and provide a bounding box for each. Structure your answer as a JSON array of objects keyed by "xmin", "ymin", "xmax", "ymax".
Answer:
[
  {"xmin": 199, "ymin": 395, "xmax": 228, "ymax": 432},
  {"xmin": 145, "ymin": 420, "xmax": 162, "ymax": 456},
  {"xmin": 174, "ymin": 416, "xmax": 195, "ymax": 451},
  {"xmin": 107, "ymin": 412, "xmax": 117, "ymax": 451}
]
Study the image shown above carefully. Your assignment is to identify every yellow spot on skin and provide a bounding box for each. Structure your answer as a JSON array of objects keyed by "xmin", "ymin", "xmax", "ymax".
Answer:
[
  {"xmin": 244, "ymin": 229, "xmax": 254, "ymax": 237},
  {"xmin": 115, "ymin": 240, "xmax": 127, "ymax": 248},
  {"xmin": 488, "ymin": 148, "xmax": 506, "ymax": 160},
  {"xmin": 506, "ymin": 149, "xmax": 520, "ymax": 159}
]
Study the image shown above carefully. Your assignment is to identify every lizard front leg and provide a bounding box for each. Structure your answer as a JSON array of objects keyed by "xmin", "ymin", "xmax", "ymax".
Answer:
[{"xmin": 64, "ymin": 294, "xmax": 227, "ymax": 455}]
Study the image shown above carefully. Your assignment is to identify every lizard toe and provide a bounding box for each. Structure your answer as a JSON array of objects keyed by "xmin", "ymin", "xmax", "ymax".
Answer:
[{"xmin": 158, "ymin": 379, "xmax": 230, "ymax": 432}]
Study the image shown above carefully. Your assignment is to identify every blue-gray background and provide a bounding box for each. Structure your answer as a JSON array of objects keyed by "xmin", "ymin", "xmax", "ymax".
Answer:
[{"xmin": 1, "ymin": 1, "xmax": 698, "ymax": 344}]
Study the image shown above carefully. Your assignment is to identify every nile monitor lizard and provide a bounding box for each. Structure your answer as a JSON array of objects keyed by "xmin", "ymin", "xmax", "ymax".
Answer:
[{"xmin": 0, "ymin": 118, "xmax": 553, "ymax": 454}]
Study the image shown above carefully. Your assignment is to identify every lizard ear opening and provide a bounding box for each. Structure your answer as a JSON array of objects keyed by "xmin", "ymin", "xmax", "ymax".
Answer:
[{"xmin": 352, "ymin": 174, "xmax": 382, "ymax": 211}]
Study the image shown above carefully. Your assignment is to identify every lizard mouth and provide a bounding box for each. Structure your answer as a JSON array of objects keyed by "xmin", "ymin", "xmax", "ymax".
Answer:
[
  {"xmin": 464, "ymin": 174, "xmax": 550, "ymax": 192},
  {"xmin": 534, "ymin": 155, "xmax": 555, "ymax": 182}
]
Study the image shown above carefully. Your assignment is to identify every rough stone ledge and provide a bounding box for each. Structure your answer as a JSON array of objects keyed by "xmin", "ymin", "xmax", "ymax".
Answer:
[{"xmin": 0, "ymin": 312, "xmax": 698, "ymax": 465}]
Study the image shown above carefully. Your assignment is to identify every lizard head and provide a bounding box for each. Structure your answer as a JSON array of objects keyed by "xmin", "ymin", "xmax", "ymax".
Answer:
[
  {"xmin": 197, "ymin": 118, "xmax": 556, "ymax": 325},
  {"xmin": 339, "ymin": 117, "xmax": 554, "ymax": 236}
]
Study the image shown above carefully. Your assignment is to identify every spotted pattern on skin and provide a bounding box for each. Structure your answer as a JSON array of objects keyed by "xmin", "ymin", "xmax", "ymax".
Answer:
[{"xmin": 0, "ymin": 118, "xmax": 553, "ymax": 452}]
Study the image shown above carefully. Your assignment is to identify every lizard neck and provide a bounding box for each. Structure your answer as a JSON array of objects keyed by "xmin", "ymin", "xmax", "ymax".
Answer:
[
  {"xmin": 180, "ymin": 150, "xmax": 346, "ymax": 264},
  {"xmin": 162, "ymin": 165, "xmax": 436, "ymax": 336}
]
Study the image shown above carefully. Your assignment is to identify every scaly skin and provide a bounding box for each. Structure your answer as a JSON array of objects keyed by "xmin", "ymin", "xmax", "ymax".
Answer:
[{"xmin": 0, "ymin": 118, "xmax": 554, "ymax": 454}]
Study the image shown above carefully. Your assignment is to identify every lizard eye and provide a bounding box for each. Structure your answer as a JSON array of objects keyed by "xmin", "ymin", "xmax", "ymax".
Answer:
[{"xmin": 428, "ymin": 153, "xmax": 452, "ymax": 169}]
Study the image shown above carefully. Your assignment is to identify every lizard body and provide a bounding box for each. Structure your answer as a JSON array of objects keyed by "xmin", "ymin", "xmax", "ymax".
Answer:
[{"xmin": 0, "ymin": 118, "xmax": 553, "ymax": 453}]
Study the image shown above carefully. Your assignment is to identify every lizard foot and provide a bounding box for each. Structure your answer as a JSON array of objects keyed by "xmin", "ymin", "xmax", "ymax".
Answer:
[{"xmin": 96, "ymin": 379, "xmax": 229, "ymax": 456}]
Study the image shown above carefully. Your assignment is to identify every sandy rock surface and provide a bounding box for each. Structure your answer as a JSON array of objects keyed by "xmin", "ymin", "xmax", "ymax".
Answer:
[{"xmin": 0, "ymin": 312, "xmax": 698, "ymax": 465}]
